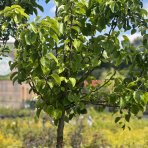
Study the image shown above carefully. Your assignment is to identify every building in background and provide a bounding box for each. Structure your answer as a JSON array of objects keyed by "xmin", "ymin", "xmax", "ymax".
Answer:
[{"xmin": 0, "ymin": 40, "xmax": 34, "ymax": 109}]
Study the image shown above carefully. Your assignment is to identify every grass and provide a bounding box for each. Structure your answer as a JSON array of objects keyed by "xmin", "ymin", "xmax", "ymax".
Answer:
[{"xmin": 0, "ymin": 107, "xmax": 148, "ymax": 147}]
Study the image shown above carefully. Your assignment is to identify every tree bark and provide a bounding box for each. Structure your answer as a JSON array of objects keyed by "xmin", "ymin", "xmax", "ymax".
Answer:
[{"xmin": 56, "ymin": 110, "xmax": 65, "ymax": 148}]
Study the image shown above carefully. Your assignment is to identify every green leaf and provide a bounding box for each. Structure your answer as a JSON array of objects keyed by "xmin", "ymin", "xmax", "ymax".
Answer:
[
  {"xmin": 133, "ymin": 91, "xmax": 138, "ymax": 103},
  {"xmin": 51, "ymin": 73, "xmax": 61, "ymax": 86},
  {"xmin": 25, "ymin": 32, "xmax": 31, "ymax": 45},
  {"xmin": 122, "ymin": 35, "xmax": 130, "ymax": 48},
  {"xmin": 64, "ymin": 15, "xmax": 69, "ymax": 23},
  {"xmin": 58, "ymin": 67, "xmax": 65, "ymax": 74},
  {"xmin": 45, "ymin": 105, "xmax": 54, "ymax": 116},
  {"xmin": 102, "ymin": 51, "xmax": 108, "ymax": 59},
  {"xmin": 69, "ymin": 113, "xmax": 75, "ymax": 120},
  {"xmin": 30, "ymin": 33, "xmax": 37, "ymax": 44},
  {"xmin": 73, "ymin": 39, "xmax": 81, "ymax": 50},
  {"xmin": 115, "ymin": 117, "xmax": 121, "ymax": 123},
  {"xmin": 14, "ymin": 14, "xmax": 20, "ymax": 23},
  {"xmin": 53, "ymin": 109, "xmax": 62, "ymax": 119},
  {"xmin": 140, "ymin": 9, "xmax": 148, "ymax": 17},
  {"xmin": 125, "ymin": 114, "xmax": 131, "ymax": 122},
  {"xmin": 59, "ymin": 23, "xmax": 64, "ymax": 34},
  {"xmin": 143, "ymin": 92, "xmax": 148, "ymax": 104},
  {"xmin": 30, "ymin": 23, "xmax": 38, "ymax": 33},
  {"xmin": 110, "ymin": 1, "xmax": 116, "ymax": 13},
  {"xmin": 127, "ymin": 81, "xmax": 136, "ymax": 88},
  {"xmin": 69, "ymin": 77, "xmax": 76, "ymax": 87},
  {"xmin": 50, "ymin": 31, "xmax": 59, "ymax": 44},
  {"xmin": 37, "ymin": 4, "xmax": 44, "ymax": 12},
  {"xmin": 143, "ymin": 34, "xmax": 148, "ymax": 48},
  {"xmin": 48, "ymin": 52, "xmax": 58, "ymax": 64},
  {"xmin": 10, "ymin": 72, "xmax": 18, "ymax": 80},
  {"xmin": 122, "ymin": 35, "xmax": 130, "ymax": 42},
  {"xmin": 45, "ymin": 0, "xmax": 50, "ymax": 3},
  {"xmin": 71, "ymin": 26, "xmax": 80, "ymax": 33},
  {"xmin": 36, "ymin": 99, "xmax": 45, "ymax": 108},
  {"xmin": 47, "ymin": 82, "xmax": 54, "ymax": 88},
  {"xmin": 2, "ymin": 22, "xmax": 8, "ymax": 30},
  {"xmin": 131, "ymin": 105, "xmax": 139, "ymax": 115},
  {"xmin": 10, "ymin": 62, "xmax": 17, "ymax": 71},
  {"xmin": 80, "ymin": 108, "xmax": 87, "ymax": 114},
  {"xmin": 12, "ymin": 76, "xmax": 18, "ymax": 85},
  {"xmin": 131, "ymin": 29, "xmax": 136, "ymax": 35},
  {"xmin": 40, "ymin": 57, "xmax": 46, "ymax": 66}
]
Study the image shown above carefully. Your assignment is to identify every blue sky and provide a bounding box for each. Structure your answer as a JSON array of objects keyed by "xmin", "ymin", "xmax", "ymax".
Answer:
[{"xmin": 30, "ymin": 0, "xmax": 55, "ymax": 20}]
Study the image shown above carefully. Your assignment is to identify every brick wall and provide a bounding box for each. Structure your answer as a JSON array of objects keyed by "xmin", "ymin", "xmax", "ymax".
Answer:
[{"xmin": 0, "ymin": 80, "xmax": 34, "ymax": 108}]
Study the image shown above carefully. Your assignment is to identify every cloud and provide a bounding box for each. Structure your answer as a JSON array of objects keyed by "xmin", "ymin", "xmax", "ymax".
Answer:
[
  {"xmin": 8, "ymin": 37, "xmax": 15, "ymax": 43},
  {"xmin": 49, "ymin": 5, "xmax": 56, "ymax": 14},
  {"xmin": 126, "ymin": 33, "xmax": 142, "ymax": 43},
  {"xmin": 0, "ymin": 36, "xmax": 15, "ymax": 43},
  {"xmin": 119, "ymin": 33, "xmax": 141, "ymax": 43}
]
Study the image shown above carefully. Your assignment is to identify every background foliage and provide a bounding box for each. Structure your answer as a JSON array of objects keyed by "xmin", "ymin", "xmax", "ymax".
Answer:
[{"xmin": 0, "ymin": 108, "xmax": 148, "ymax": 148}]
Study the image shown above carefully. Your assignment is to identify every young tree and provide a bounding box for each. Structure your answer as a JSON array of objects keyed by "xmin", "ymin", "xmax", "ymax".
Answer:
[{"xmin": 0, "ymin": 0, "xmax": 148, "ymax": 147}]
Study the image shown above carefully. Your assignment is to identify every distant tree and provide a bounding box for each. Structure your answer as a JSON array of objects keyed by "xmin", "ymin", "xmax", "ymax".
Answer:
[{"xmin": 0, "ymin": 0, "xmax": 148, "ymax": 147}]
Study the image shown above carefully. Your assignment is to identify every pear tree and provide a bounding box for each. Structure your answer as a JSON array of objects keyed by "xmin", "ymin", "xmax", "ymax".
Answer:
[{"xmin": 0, "ymin": 0, "xmax": 148, "ymax": 147}]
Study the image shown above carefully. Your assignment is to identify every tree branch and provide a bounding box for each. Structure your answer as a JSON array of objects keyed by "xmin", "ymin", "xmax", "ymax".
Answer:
[
  {"xmin": 80, "ymin": 70, "xmax": 116, "ymax": 100},
  {"xmin": 76, "ymin": 65, "xmax": 100, "ymax": 87}
]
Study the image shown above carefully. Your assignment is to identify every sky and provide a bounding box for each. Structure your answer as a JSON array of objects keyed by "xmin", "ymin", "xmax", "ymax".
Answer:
[{"xmin": 9, "ymin": 0, "xmax": 148, "ymax": 43}]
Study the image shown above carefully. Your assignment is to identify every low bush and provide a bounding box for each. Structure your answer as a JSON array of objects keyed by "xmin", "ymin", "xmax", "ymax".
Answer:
[
  {"xmin": 23, "ymin": 128, "xmax": 56, "ymax": 148},
  {"xmin": 0, "ymin": 108, "xmax": 32, "ymax": 117}
]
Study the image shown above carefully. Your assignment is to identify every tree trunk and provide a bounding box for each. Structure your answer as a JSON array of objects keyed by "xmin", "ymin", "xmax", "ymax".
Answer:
[{"xmin": 56, "ymin": 110, "xmax": 65, "ymax": 148}]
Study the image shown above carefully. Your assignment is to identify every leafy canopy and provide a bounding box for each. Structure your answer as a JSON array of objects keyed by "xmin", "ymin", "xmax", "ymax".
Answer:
[
  {"xmin": 0, "ymin": 0, "xmax": 44, "ymax": 56},
  {"xmin": 0, "ymin": 0, "xmax": 148, "ymax": 127}
]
